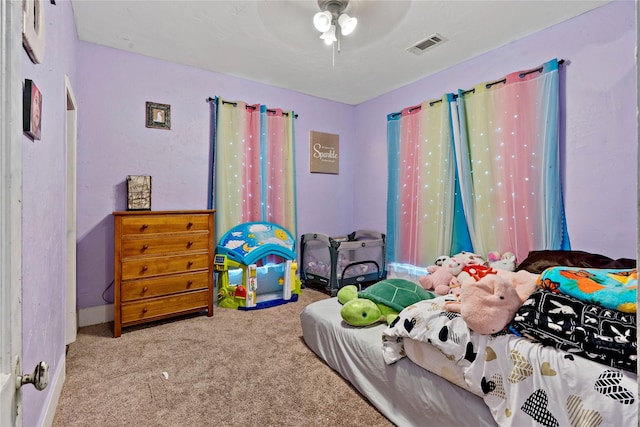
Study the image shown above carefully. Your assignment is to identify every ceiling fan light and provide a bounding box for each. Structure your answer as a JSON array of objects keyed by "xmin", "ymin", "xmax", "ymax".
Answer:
[
  {"xmin": 338, "ymin": 13, "xmax": 357, "ymax": 36},
  {"xmin": 313, "ymin": 11, "xmax": 332, "ymax": 33},
  {"xmin": 320, "ymin": 25, "xmax": 337, "ymax": 45}
]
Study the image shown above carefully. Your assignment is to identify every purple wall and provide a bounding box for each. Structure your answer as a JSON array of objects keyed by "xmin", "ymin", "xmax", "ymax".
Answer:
[
  {"xmin": 19, "ymin": 0, "xmax": 637, "ymax": 424},
  {"xmin": 74, "ymin": 43, "xmax": 357, "ymax": 309},
  {"xmin": 353, "ymin": 0, "xmax": 637, "ymax": 260},
  {"xmin": 21, "ymin": 1, "xmax": 78, "ymax": 426}
]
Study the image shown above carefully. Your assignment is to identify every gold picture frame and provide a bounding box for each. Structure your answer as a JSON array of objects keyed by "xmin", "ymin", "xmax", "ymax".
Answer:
[{"xmin": 145, "ymin": 102, "xmax": 171, "ymax": 130}]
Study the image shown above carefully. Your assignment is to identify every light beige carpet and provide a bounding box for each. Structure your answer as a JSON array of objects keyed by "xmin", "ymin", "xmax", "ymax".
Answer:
[{"xmin": 53, "ymin": 288, "xmax": 393, "ymax": 427}]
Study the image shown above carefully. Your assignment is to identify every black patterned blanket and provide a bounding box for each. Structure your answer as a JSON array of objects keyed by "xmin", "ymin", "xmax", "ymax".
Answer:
[
  {"xmin": 510, "ymin": 289, "xmax": 636, "ymax": 373},
  {"xmin": 382, "ymin": 297, "xmax": 637, "ymax": 427}
]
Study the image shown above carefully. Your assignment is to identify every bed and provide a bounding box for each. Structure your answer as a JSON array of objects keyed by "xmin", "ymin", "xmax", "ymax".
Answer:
[
  {"xmin": 300, "ymin": 250, "xmax": 638, "ymax": 426},
  {"xmin": 300, "ymin": 296, "xmax": 497, "ymax": 426}
]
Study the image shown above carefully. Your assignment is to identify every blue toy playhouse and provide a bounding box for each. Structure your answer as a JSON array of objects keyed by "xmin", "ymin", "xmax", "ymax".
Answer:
[{"xmin": 214, "ymin": 221, "xmax": 300, "ymax": 310}]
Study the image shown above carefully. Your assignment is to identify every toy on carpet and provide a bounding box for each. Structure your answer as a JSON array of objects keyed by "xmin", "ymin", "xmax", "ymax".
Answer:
[
  {"xmin": 444, "ymin": 270, "xmax": 538, "ymax": 334},
  {"xmin": 419, "ymin": 257, "xmax": 465, "ymax": 296},
  {"xmin": 217, "ymin": 282, "xmax": 247, "ymax": 309},
  {"xmin": 215, "ymin": 221, "xmax": 299, "ymax": 310},
  {"xmin": 337, "ymin": 279, "xmax": 435, "ymax": 327}
]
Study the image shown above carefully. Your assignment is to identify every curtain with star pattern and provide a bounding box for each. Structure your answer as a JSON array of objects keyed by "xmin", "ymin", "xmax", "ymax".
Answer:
[
  {"xmin": 386, "ymin": 58, "xmax": 569, "ymax": 267},
  {"xmin": 209, "ymin": 97, "xmax": 297, "ymax": 243}
]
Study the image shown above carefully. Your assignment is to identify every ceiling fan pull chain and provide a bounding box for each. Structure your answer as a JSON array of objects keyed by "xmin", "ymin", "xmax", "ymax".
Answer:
[{"xmin": 332, "ymin": 40, "xmax": 335, "ymax": 68}]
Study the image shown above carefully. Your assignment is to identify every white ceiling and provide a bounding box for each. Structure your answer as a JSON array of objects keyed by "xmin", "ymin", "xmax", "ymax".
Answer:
[{"xmin": 70, "ymin": 0, "xmax": 611, "ymax": 105}]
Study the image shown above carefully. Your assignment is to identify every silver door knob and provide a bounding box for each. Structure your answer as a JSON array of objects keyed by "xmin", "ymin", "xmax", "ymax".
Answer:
[{"xmin": 17, "ymin": 361, "xmax": 49, "ymax": 391}]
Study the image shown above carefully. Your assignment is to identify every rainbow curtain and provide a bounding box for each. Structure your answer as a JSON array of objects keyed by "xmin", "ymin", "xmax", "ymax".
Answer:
[
  {"xmin": 387, "ymin": 95, "xmax": 460, "ymax": 266},
  {"xmin": 456, "ymin": 59, "xmax": 569, "ymax": 263},
  {"xmin": 209, "ymin": 97, "xmax": 297, "ymax": 242},
  {"xmin": 387, "ymin": 58, "xmax": 569, "ymax": 266}
]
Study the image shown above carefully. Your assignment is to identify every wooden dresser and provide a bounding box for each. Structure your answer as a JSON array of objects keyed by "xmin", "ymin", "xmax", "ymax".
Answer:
[{"xmin": 112, "ymin": 210, "xmax": 215, "ymax": 337}]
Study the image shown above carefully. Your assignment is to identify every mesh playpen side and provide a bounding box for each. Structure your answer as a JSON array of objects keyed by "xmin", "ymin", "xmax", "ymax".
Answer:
[{"xmin": 300, "ymin": 230, "xmax": 387, "ymax": 296}]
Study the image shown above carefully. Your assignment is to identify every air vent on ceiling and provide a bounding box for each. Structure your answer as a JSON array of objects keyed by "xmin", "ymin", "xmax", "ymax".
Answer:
[{"xmin": 406, "ymin": 33, "xmax": 447, "ymax": 55}]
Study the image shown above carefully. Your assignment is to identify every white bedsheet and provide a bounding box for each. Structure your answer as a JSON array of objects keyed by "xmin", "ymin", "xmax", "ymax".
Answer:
[
  {"xmin": 382, "ymin": 296, "xmax": 639, "ymax": 426},
  {"xmin": 300, "ymin": 297, "xmax": 496, "ymax": 427}
]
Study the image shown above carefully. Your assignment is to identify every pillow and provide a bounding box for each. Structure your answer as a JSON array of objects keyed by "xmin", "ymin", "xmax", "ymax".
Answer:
[{"xmin": 515, "ymin": 250, "xmax": 636, "ymax": 274}]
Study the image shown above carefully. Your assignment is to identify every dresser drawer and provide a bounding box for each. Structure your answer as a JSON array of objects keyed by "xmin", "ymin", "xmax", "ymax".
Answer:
[
  {"xmin": 120, "ymin": 214, "xmax": 210, "ymax": 235},
  {"xmin": 121, "ymin": 253, "xmax": 210, "ymax": 280},
  {"xmin": 120, "ymin": 271, "xmax": 209, "ymax": 302},
  {"xmin": 113, "ymin": 209, "xmax": 215, "ymax": 337},
  {"xmin": 120, "ymin": 290, "xmax": 209, "ymax": 324},
  {"xmin": 120, "ymin": 233, "xmax": 210, "ymax": 258}
]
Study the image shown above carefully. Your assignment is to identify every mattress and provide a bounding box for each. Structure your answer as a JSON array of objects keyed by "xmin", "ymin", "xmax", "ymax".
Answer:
[
  {"xmin": 383, "ymin": 296, "xmax": 639, "ymax": 426},
  {"xmin": 300, "ymin": 297, "xmax": 496, "ymax": 427}
]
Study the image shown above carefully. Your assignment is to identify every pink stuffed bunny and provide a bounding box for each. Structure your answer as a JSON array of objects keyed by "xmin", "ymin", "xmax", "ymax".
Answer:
[
  {"xmin": 419, "ymin": 257, "xmax": 464, "ymax": 295},
  {"xmin": 444, "ymin": 270, "xmax": 538, "ymax": 334}
]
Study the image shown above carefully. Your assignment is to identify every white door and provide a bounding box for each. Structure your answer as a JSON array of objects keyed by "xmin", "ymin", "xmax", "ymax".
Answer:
[
  {"xmin": 0, "ymin": 1, "xmax": 24, "ymax": 424},
  {"xmin": 65, "ymin": 76, "xmax": 78, "ymax": 345}
]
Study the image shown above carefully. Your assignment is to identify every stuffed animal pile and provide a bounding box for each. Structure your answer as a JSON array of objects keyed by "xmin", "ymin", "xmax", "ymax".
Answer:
[
  {"xmin": 416, "ymin": 250, "xmax": 542, "ymax": 334},
  {"xmin": 418, "ymin": 250, "xmax": 517, "ymax": 297},
  {"xmin": 418, "ymin": 257, "xmax": 464, "ymax": 296}
]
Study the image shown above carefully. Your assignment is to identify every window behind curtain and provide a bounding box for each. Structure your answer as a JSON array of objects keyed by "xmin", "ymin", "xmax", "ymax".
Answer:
[
  {"xmin": 209, "ymin": 97, "xmax": 297, "ymax": 243},
  {"xmin": 387, "ymin": 59, "xmax": 569, "ymax": 268}
]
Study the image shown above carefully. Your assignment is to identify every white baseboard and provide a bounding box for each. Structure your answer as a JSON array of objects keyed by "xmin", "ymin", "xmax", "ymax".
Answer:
[
  {"xmin": 41, "ymin": 353, "xmax": 65, "ymax": 427},
  {"xmin": 78, "ymin": 304, "xmax": 113, "ymax": 327},
  {"xmin": 44, "ymin": 305, "xmax": 112, "ymax": 425}
]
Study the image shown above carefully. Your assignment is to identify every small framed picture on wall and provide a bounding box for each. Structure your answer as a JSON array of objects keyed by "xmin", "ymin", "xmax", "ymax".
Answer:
[
  {"xmin": 146, "ymin": 102, "xmax": 171, "ymax": 130},
  {"xmin": 23, "ymin": 79, "xmax": 42, "ymax": 140}
]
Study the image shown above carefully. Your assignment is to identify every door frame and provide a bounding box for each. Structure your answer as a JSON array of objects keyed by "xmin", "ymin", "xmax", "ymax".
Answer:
[
  {"xmin": 65, "ymin": 75, "xmax": 77, "ymax": 345},
  {"xmin": 0, "ymin": 0, "xmax": 24, "ymax": 425}
]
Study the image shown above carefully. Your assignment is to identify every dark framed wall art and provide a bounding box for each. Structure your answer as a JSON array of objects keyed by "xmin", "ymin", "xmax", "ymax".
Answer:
[
  {"xmin": 146, "ymin": 102, "xmax": 171, "ymax": 130},
  {"xmin": 23, "ymin": 79, "xmax": 42, "ymax": 140}
]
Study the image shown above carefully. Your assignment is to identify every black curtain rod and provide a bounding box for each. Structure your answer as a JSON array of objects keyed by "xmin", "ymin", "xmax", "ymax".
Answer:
[
  {"xmin": 208, "ymin": 59, "xmax": 565, "ymax": 117},
  {"xmin": 207, "ymin": 97, "xmax": 298, "ymax": 118},
  {"xmin": 395, "ymin": 59, "xmax": 566, "ymax": 114}
]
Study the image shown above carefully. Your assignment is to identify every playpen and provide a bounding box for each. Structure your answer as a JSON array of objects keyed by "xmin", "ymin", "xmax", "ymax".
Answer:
[{"xmin": 299, "ymin": 230, "xmax": 386, "ymax": 296}]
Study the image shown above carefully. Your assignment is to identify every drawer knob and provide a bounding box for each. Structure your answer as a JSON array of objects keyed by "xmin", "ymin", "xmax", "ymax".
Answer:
[
  {"xmin": 186, "ymin": 241, "xmax": 193, "ymax": 247},
  {"xmin": 141, "ymin": 265, "xmax": 148, "ymax": 272},
  {"xmin": 186, "ymin": 280, "xmax": 193, "ymax": 288},
  {"xmin": 140, "ymin": 224, "xmax": 149, "ymax": 231},
  {"xmin": 187, "ymin": 221, "xmax": 194, "ymax": 228},
  {"xmin": 142, "ymin": 307, "xmax": 148, "ymax": 314},
  {"xmin": 142, "ymin": 286, "xmax": 148, "ymax": 293},
  {"xmin": 187, "ymin": 261, "xmax": 194, "ymax": 268},
  {"xmin": 141, "ymin": 244, "xmax": 149, "ymax": 251}
]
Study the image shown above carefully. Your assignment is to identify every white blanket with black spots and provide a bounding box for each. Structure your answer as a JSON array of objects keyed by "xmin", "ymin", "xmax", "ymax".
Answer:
[{"xmin": 382, "ymin": 296, "xmax": 638, "ymax": 427}]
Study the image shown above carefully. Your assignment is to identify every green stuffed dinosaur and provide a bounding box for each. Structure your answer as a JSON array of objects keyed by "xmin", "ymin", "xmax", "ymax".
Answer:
[{"xmin": 337, "ymin": 279, "xmax": 435, "ymax": 327}]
